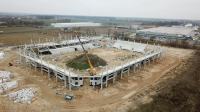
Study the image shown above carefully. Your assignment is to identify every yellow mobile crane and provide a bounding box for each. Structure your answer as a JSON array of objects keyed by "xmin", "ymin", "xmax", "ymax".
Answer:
[{"xmin": 75, "ymin": 32, "xmax": 96, "ymax": 76}]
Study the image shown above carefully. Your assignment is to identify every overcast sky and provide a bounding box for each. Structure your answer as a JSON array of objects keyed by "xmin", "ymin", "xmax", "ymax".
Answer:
[{"xmin": 0, "ymin": 0, "xmax": 200, "ymax": 20}]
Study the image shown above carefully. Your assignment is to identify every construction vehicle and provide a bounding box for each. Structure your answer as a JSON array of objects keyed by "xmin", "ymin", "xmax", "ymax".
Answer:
[{"xmin": 75, "ymin": 31, "xmax": 97, "ymax": 76}]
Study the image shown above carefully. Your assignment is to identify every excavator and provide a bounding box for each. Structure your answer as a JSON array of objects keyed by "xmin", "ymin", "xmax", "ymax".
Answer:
[{"xmin": 74, "ymin": 31, "xmax": 96, "ymax": 76}]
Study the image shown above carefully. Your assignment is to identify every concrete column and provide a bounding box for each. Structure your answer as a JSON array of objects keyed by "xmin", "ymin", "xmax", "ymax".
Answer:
[
  {"xmin": 100, "ymin": 76, "xmax": 103, "ymax": 90},
  {"xmin": 40, "ymin": 57, "xmax": 43, "ymax": 75},
  {"xmin": 93, "ymin": 80, "xmax": 95, "ymax": 89},
  {"xmin": 78, "ymin": 75, "xmax": 80, "ymax": 87},
  {"xmin": 134, "ymin": 64, "xmax": 137, "ymax": 72},
  {"xmin": 112, "ymin": 75, "xmax": 115, "ymax": 83},
  {"xmin": 64, "ymin": 76, "xmax": 67, "ymax": 88},
  {"xmin": 160, "ymin": 53, "xmax": 162, "ymax": 60},
  {"xmin": 34, "ymin": 63, "xmax": 37, "ymax": 71},
  {"xmin": 46, "ymin": 62, "xmax": 50, "ymax": 79},
  {"xmin": 40, "ymin": 65, "xmax": 43, "ymax": 74},
  {"xmin": 138, "ymin": 63, "xmax": 140, "ymax": 70},
  {"xmin": 48, "ymin": 68, "xmax": 50, "ymax": 80},
  {"xmin": 120, "ymin": 70, "xmax": 123, "ymax": 79},
  {"xmin": 68, "ymin": 72, "xmax": 71, "ymax": 91},
  {"xmin": 55, "ymin": 71, "xmax": 58, "ymax": 82},
  {"xmin": 148, "ymin": 59, "xmax": 150, "ymax": 65},
  {"xmin": 146, "ymin": 60, "xmax": 148, "ymax": 66},
  {"xmin": 128, "ymin": 67, "xmax": 130, "ymax": 76},
  {"xmin": 157, "ymin": 55, "xmax": 160, "ymax": 62},
  {"xmin": 152, "ymin": 57, "xmax": 155, "ymax": 63},
  {"xmin": 19, "ymin": 49, "xmax": 22, "ymax": 64},
  {"xmin": 64, "ymin": 66, "xmax": 67, "ymax": 88},
  {"xmin": 28, "ymin": 60, "xmax": 31, "ymax": 68},
  {"xmin": 155, "ymin": 55, "xmax": 157, "ymax": 62},
  {"xmin": 106, "ymin": 76, "xmax": 108, "ymax": 88}
]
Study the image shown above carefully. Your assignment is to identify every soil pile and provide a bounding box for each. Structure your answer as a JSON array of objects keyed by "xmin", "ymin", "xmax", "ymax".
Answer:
[{"xmin": 66, "ymin": 54, "xmax": 107, "ymax": 70}]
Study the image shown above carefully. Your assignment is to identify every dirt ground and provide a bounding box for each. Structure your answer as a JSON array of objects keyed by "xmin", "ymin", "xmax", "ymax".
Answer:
[
  {"xmin": 128, "ymin": 50, "xmax": 200, "ymax": 112},
  {"xmin": 0, "ymin": 46, "xmax": 193, "ymax": 112},
  {"xmin": 43, "ymin": 48, "xmax": 141, "ymax": 76}
]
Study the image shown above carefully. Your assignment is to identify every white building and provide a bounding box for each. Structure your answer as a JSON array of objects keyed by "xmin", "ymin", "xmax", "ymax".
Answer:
[{"xmin": 51, "ymin": 22, "xmax": 101, "ymax": 28}]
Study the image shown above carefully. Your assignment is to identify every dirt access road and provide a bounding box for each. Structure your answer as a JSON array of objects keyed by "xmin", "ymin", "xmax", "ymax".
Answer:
[{"xmin": 0, "ymin": 46, "xmax": 193, "ymax": 112}]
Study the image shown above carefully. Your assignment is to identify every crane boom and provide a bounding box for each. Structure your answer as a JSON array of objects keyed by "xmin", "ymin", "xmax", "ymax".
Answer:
[{"xmin": 76, "ymin": 34, "xmax": 96, "ymax": 75}]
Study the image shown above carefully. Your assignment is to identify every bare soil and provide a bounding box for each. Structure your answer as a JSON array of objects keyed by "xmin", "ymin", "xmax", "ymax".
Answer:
[
  {"xmin": 43, "ymin": 48, "xmax": 139, "ymax": 76},
  {"xmin": 128, "ymin": 50, "xmax": 200, "ymax": 112}
]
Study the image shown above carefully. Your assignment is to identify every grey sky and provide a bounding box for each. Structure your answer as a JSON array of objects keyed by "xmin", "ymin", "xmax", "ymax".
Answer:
[{"xmin": 0, "ymin": 0, "xmax": 200, "ymax": 20}]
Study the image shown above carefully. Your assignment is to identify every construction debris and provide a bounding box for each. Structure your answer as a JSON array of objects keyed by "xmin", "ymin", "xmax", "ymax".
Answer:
[
  {"xmin": 0, "ymin": 51, "xmax": 5, "ymax": 59},
  {"xmin": 8, "ymin": 88, "xmax": 37, "ymax": 104},
  {"xmin": 0, "ymin": 71, "xmax": 12, "ymax": 83},
  {"xmin": 0, "ymin": 81, "xmax": 18, "ymax": 94}
]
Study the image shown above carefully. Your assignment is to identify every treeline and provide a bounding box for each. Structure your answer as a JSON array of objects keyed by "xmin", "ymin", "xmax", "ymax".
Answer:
[
  {"xmin": 0, "ymin": 17, "xmax": 45, "ymax": 27},
  {"xmin": 36, "ymin": 15, "xmax": 55, "ymax": 19},
  {"xmin": 0, "ymin": 16, "xmax": 72, "ymax": 27},
  {"xmin": 141, "ymin": 21, "xmax": 182, "ymax": 26}
]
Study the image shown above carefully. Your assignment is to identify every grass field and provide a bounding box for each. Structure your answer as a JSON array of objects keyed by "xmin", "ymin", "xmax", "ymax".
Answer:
[
  {"xmin": 0, "ymin": 26, "xmax": 130, "ymax": 46},
  {"xmin": 0, "ymin": 27, "xmax": 61, "ymax": 46},
  {"xmin": 0, "ymin": 27, "xmax": 39, "ymax": 33}
]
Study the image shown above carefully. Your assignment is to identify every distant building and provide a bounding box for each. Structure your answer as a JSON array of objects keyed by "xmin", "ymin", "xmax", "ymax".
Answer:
[
  {"xmin": 115, "ymin": 26, "xmax": 130, "ymax": 29},
  {"xmin": 185, "ymin": 23, "xmax": 193, "ymax": 28},
  {"xmin": 136, "ymin": 26, "xmax": 195, "ymax": 40},
  {"xmin": 51, "ymin": 22, "xmax": 102, "ymax": 32},
  {"xmin": 51, "ymin": 22, "xmax": 101, "ymax": 28}
]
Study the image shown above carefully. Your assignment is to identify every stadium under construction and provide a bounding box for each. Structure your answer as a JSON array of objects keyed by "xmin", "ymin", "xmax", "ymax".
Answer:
[{"xmin": 19, "ymin": 36, "xmax": 163, "ymax": 91}]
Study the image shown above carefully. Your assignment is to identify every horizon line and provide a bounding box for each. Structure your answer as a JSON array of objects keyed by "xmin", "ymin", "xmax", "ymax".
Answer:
[{"xmin": 0, "ymin": 11, "xmax": 200, "ymax": 22}]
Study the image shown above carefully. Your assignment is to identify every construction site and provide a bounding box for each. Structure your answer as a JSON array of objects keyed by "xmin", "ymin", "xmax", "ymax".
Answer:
[
  {"xmin": 19, "ymin": 33, "xmax": 162, "ymax": 90},
  {"xmin": 1, "ymin": 0, "xmax": 200, "ymax": 111},
  {"xmin": 0, "ymin": 23, "xmax": 196, "ymax": 112}
]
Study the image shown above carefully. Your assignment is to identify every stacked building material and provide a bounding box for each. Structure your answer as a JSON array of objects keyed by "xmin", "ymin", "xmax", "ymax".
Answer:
[
  {"xmin": 0, "ymin": 51, "xmax": 5, "ymax": 59},
  {"xmin": 0, "ymin": 81, "xmax": 18, "ymax": 93},
  {"xmin": 8, "ymin": 88, "xmax": 36, "ymax": 104},
  {"xmin": 0, "ymin": 71, "xmax": 12, "ymax": 83}
]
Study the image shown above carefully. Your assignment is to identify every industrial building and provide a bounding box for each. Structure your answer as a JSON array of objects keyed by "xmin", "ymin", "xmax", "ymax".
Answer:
[{"xmin": 136, "ymin": 26, "xmax": 196, "ymax": 40}]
